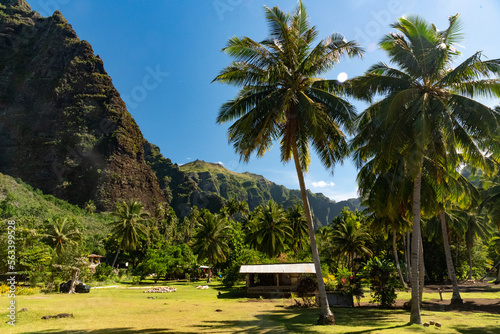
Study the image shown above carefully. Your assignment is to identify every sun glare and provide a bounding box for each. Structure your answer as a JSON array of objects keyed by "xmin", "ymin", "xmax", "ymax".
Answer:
[{"xmin": 337, "ymin": 72, "xmax": 348, "ymax": 83}]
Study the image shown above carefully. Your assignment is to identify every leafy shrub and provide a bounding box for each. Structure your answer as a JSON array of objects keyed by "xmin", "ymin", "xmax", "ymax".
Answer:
[
  {"xmin": 364, "ymin": 257, "xmax": 399, "ymax": 308},
  {"xmin": 296, "ymin": 275, "xmax": 317, "ymax": 307},
  {"xmin": 222, "ymin": 264, "xmax": 243, "ymax": 288},
  {"xmin": 324, "ymin": 268, "xmax": 363, "ymax": 299},
  {"xmin": 93, "ymin": 263, "xmax": 116, "ymax": 282}
]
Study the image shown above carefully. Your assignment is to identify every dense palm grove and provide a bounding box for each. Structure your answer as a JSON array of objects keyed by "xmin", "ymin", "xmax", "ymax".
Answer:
[{"xmin": 1, "ymin": 1, "xmax": 500, "ymax": 327}]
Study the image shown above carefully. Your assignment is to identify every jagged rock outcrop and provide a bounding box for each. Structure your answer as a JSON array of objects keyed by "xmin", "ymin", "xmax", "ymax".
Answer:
[{"xmin": 0, "ymin": 1, "xmax": 165, "ymax": 212}]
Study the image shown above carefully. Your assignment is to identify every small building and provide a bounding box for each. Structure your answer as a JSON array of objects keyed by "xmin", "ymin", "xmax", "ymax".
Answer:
[
  {"xmin": 88, "ymin": 254, "xmax": 105, "ymax": 273},
  {"xmin": 239, "ymin": 263, "xmax": 316, "ymax": 298}
]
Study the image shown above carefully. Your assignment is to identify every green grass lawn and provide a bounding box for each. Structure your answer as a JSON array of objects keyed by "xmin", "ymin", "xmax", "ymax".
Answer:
[{"xmin": 1, "ymin": 281, "xmax": 499, "ymax": 334}]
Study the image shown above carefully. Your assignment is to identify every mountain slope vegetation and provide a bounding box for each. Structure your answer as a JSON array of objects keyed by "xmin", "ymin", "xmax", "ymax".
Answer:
[{"xmin": 144, "ymin": 142, "xmax": 360, "ymax": 228}]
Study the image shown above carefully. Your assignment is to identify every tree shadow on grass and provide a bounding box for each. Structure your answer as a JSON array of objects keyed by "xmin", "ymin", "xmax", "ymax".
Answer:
[
  {"xmin": 334, "ymin": 307, "xmax": 408, "ymax": 327},
  {"xmin": 24, "ymin": 328, "xmax": 189, "ymax": 334},
  {"xmin": 452, "ymin": 325, "xmax": 500, "ymax": 334},
  {"xmin": 192, "ymin": 307, "xmax": 411, "ymax": 333},
  {"xmin": 213, "ymin": 286, "xmax": 247, "ymax": 299}
]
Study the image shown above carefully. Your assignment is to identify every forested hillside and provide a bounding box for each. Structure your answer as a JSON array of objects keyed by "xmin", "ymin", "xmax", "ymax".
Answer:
[{"xmin": 144, "ymin": 141, "xmax": 360, "ymax": 228}]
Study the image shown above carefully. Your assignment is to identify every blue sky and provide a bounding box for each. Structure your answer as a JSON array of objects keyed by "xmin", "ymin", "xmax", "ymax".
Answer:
[{"xmin": 28, "ymin": 0, "xmax": 500, "ymax": 202}]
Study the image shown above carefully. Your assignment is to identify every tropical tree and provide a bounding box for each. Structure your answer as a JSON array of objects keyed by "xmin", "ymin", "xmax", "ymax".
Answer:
[
  {"xmin": 223, "ymin": 197, "xmax": 249, "ymax": 220},
  {"xmin": 213, "ymin": 2, "xmax": 362, "ymax": 324},
  {"xmin": 350, "ymin": 15, "xmax": 500, "ymax": 324},
  {"xmin": 451, "ymin": 209, "xmax": 492, "ymax": 280},
  {"xmin": 325, "ymin": 209, "xmax": 373, "ymax": 271},
  {"xmin": 246, "ymin": 200, "xmax": 291, "ymax": 257},
  {"xmin": 192, "ymin": 212, "xmax": 232, "ymax": 282},
  {"xmin": 357, "ymin": 158, "xmax": 412, "ymax": 288},
  {"xmin": 84, "ymin": 200, "xmax": 96, "ymax": 215},
  {"xmin": 109, "ymin": 200, "xmax": 150, "ymax": 268},
  {"xmin": 286, "ymin": 204, "xmax": 309, "ymax": 256},
  {"xmin": 44, "ymin": 217, "xmax": 82, "ymax": 255}
]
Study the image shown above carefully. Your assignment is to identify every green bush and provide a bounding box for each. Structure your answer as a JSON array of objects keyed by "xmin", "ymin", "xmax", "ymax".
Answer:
[
  {"xmin": 364, "ymin": 257, "xmax": 399, "ymax": 308},
  {"xmin": 222, "ymin": 264, "xmax": 243, "ymax": 288}
]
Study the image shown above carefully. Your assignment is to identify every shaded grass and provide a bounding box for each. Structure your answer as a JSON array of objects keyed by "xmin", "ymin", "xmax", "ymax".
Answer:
[{"xmin": 0, "ymin": 281, "xmax": 499, "ymax": 333}]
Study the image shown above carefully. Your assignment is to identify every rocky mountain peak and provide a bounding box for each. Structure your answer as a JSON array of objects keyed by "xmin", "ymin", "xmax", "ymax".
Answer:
[{"xmin": 0, "ymin": 0, "xmax": 30, "ymax": 11}]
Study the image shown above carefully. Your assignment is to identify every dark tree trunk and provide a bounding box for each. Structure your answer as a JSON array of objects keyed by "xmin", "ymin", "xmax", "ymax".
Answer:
[
  {"xmin": 112, "ymin": 244, "xmax": 121, "ymax": 268},
  {"xmin": 467, "ymin": 243, "xmax": 473, "ymax": 281},
  {"xmin": 393, "ymin": 228, "xmax": 407, "ymax": 289},
  {"xmin": 439, "ymin": 210, "xmax": 462, "ymax": 304}
]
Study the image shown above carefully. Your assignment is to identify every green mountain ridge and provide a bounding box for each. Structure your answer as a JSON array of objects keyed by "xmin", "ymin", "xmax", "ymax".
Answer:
[{"xmin": 144, "ymin": 142, "xmax": 361, "ymax": 228}]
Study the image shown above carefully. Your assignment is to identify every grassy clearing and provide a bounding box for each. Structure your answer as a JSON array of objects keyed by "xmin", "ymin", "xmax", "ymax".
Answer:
[{"xmin": 0, "ymin": 281, "xmax": 499, "ymax": 334}]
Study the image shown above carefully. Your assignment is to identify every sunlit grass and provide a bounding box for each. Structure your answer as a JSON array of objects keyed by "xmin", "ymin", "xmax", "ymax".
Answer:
[{"xmin": 0, "ymin": 281, "xmax": 498, "ymax": 334}]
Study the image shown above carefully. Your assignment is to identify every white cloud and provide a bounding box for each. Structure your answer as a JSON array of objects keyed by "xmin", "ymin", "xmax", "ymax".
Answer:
[
  {"xmin": 311, "ymin": 181, "xmax": 335, "ymax": 188},
  {"xmin": 217, "ymin": 161, "xmax": 224, "ymax": 166}
]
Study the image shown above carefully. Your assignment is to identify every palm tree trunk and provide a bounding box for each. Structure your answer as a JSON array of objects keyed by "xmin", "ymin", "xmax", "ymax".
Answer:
[
  {"xmin": 406, "ymin": 231, "xmax": 411, "ymax": 282},
  {"xmin": 292, "ymin": 145, "xmax": 334, "ymax": 325},
  {"xmin": 112, "ymin": 244, "xmax": 121, "ymax": 268},
  {"xmin": 439, "ymin": 210, "xmax": 462, "ymax": 304},
  {"xmin": 467, "ymin": 243, "xmax": 473, "ymax": 281},
  {"xmin": 418, "ymin": 230, "xmax": 425, "ymax": 306},
  {"xmin": 393, "ymin": 228, "xmax": 407, "ymax": 289},
  {"xmin": 410, "ymin": 169, "xmax": 422, "ymax": 325}
]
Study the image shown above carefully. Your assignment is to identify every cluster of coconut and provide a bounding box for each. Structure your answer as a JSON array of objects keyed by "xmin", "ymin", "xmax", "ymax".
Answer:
[
  {"xmin": 143, "ymin": 286, "xmax": 177, "ymax": 293},
  {"xmin": 423, "ymin": 320, "xmax": 442, "ymax": 328}
]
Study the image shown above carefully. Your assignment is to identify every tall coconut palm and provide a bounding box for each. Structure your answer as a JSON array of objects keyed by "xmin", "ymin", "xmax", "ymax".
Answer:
[
  {"xmin": 450, "ymin": 208, "xmax": 492, "ymax": 280},
  {"xmin": 246, "ymin": 200, "xmax": 291, "ymax": 257},
  {"xmin": 213, "ymin": 2, "xmax": 362, "ymax": 324},
  {"xmin": 110, "ymin": 200, "xmax": 150, "ymax": 268},
  {"xmin": 327, "ymin": 209, "xmax": 373, "ymax": 271},
  {"xmin": 45, "ymin": 217, "xmax": 82, "ymax": 255},
  {"xmin": 192, "ymin": 212, "xmax": 232, "ymax": 282},
  {"xmin": 286, "ymin": 204, "xmax": 309, "ymax": 256},
  {"xmin": 351, "ymin": 15, "xmax": 500, "ymax": 324},
  {"xmin": 422, "ymin": 160, "xmax": 478, "ymax": 305}
]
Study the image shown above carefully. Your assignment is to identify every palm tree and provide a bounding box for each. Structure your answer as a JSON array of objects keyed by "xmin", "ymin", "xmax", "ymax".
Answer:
[
  {"xmin": 450, "ymin": 208, "xmax": 492, "ymax": 280},
  {"xmin": 45, "ymin": 217, "xmax": 82, "ymax": 255},
  {"xmin": 326, "ymin": 209, "xmax": 373, "ymax": 271},
  {"xmin": 110, "ymin": 200, "xmax": 150, "ymax": 268},
  {"xmin": 286, "ymin": 204, "xmax": 309, "ymax": 256},
  {"xmin": 351, "ymin": 15, "xmax": 500, "ymax": 324},
  {"xmin": 84, "ymin": 200, "xmax": 96, "ymax": 215},
  {"xmin": 192, "ymin": 212, "xmax": 232, "ymax": 282},
  {"xmin": 223, "ymin": 197, "xmax": 249, "ymax": 221},
  {"xmin": 357, "ymin": 158, "xmax": 412, "ymax": 288},
  {"xmin": 246, "ymin": 200, "xmax": 292, "ymax": 257},
  {"xmin": 213, "ymin": 2, "xmax": 362, "ymax": 324}
]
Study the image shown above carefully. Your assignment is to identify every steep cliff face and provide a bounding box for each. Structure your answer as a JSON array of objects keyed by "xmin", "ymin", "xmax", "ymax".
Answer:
[{"xmin": 0, "ymin": 1, "xmax": 165, "ymax": 212}]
